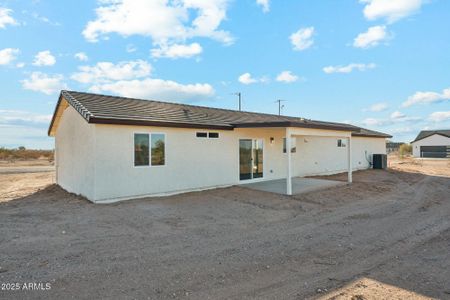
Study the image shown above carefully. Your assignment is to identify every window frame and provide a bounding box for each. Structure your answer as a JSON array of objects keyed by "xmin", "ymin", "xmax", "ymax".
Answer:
[
  {"xmin": 196, "ymin": 131, "xmax": 220, "ymax": 139},
  {"xmin": 196, "ymin": 132, "xmax": 208, "ymax": 138},
  {"xmin": 133, "ymin": 132, "xmax": 167, "ymax": 168}
]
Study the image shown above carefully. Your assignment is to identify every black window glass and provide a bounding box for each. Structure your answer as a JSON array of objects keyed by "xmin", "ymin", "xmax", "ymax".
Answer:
[
  {"xmin": 151, "ymin": 134, "xmax": 165, "ymax": 166},
  {"xmin": 134, "ymin": 134, "xmax": 149, "ymax": 166},
  {"xmin": 196, "ymin": 132, "xmax": 207, "ymax": 138}
]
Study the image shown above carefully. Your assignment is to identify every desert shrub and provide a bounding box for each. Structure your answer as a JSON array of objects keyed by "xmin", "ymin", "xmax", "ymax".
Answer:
[
  {"xmin": 399, "ymin": 144, "xmax": 412, "ymax": 158},
  {"xmin": 0, "ymin": 147, "xmax": 54, "ymax": 161}
]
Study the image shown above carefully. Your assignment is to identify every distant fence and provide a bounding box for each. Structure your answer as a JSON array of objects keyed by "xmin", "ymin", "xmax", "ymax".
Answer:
[{"xmin": 386, "ymin": 142, "xmax": 404, "ymax": 154}]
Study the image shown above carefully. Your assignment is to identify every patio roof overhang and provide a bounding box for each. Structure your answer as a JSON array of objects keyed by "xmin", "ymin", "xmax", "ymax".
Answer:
[{"xmin": 233, "ymin": 121, "xmax": 355, "ymax": 132}]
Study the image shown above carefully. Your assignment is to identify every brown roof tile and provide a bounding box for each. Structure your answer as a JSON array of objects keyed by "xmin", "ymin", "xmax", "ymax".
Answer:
[{"xmin": 48, "ymin": 90, "xmax": 392, "ymax": 138}]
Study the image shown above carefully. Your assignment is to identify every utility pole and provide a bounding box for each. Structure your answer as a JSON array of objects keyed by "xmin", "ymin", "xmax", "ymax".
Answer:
[
  {"xmin": 275, "ymin": 99, "xmax": 286, "ymax": 115},
  {"xmin": 233, "ymin": 92, "xmax": 242, "ymax": 111}
]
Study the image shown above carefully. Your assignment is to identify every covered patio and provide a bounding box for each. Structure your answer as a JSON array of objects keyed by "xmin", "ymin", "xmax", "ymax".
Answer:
[
  {"xmin": 240, "ymin": 177, "xmax": 345, "ymax": 195},
  {"xmin": 236, "ymin": 124, "xmax": 355, "ymax": 196},
  {"xmin": 285, "ymin": 127, "xmax": 353, "ymax": 195}
]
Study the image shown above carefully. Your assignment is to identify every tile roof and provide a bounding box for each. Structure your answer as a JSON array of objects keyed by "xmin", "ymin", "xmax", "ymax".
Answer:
[
  {"xmin": 350, "ymin": 127, "xmax": 392, "ymax": 138},
  {"xmin": 412, "ymin": 130, "xmax": 450, "ymax": 143},
  {"xmin": 48, "ymin": 90, "xmax": 392, "ymax": 138}
]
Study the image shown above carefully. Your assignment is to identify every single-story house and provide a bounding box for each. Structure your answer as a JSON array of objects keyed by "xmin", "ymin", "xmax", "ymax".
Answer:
[
  {"xmin": 411, "ymin": 130, "xmax": 450, "ymax": 158},
  {"xmin": 48, "ymin": 90, "xmax": 391, "ymax": 203}
]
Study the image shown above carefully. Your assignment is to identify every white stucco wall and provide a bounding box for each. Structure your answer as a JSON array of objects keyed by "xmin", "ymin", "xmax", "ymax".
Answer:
[
  {"xmin": 88, "ymin": 125, "xmax": 387, "ymax": 202},
  {"xmin": 93, "ymin": 125, "xmax": 238, "ymax": 202},
  {"xmin": 289, "ymin": 135, "xmax": 386, "ymax": 177},
  {"xmin": 92, "ymin": 126, "xmax": 296, "ymax": 201},
  {"xmin": 55, "ymin": 106, "xmax": 96, "ymax": 199},
  {"xmin": 54, "ymin": 110, "xmax": 387, "ymax": 202},
  {"xmin": 352, "ymin": 137, "xmax": 387, "ymax": 169},
  {"xmin": 412, "ymin": 134, "xmax": 450, "ymax": 157}
]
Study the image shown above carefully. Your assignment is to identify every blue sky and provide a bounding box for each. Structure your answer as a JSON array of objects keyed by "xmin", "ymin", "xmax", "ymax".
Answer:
[{"xmin": 0, "ymin": 0, "xmax": 449, "ymax": 149}]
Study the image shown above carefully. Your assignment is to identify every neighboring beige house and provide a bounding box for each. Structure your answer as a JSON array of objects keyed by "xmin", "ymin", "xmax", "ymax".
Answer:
[
  {"xmin": 411, "ymin": 130, "xmax": 450, "ymax": 158},
  {"xmin": 48, "ymin": 90, "xmax": 391, "ymax": 203}
]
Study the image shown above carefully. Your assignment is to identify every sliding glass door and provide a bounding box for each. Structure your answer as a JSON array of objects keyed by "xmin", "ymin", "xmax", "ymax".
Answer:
[{"xmin": 239, "ymin": 139, "xmax": 264, "ymax": 180}]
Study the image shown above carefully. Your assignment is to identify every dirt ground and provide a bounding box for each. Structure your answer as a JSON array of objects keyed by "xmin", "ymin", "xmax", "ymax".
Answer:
[
  {"xmin": 0, "ymin": 172, "xmax": 54, "ymax": 203},
  {"xmin": 0, "ymin": 158, "xmax": 449, "ymax": 299},
  {"xmin": 0, "ymin": 159, "xmax": 53, "ymax": 168},
  {"xmin": 388, "ymin": 154, "xmax": 450, "ymax": 177}
]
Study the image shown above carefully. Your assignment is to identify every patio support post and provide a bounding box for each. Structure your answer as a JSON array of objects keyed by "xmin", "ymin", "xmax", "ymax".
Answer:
[
  {"xmin": 347, "ymin": 136, "xmax": 352, "ymax": 183},
  {"xmin": 286, "ymin": 128, "xmax": 293, "ymax": 195}
]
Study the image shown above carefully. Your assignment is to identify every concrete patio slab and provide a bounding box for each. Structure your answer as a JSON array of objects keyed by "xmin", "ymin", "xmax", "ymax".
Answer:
[{"xmin": 240, "ymin": 177, "xmax": 345, "ymax": 195}]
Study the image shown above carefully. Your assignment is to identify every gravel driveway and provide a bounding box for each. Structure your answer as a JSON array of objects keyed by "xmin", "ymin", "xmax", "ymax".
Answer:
[{"xmin": 0, "ymin": 169, "xmax": 449, "ymax": 299}]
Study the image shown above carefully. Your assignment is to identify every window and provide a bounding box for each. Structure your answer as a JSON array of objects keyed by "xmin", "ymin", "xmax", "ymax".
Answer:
[
  {"xmin": 337, "ymin": 139, "xmax": 347, "ymax": 148},
  {"xmin": 134, "ymin": 134, "xmax": 149, "ymax": 166},
  {"xmin": 151, "ymin": 134, "xmax": 165, "ymax": 166},
  {"xmin": 196, "ymin": 132, "xmax": 219, "ymax": 139},
  {"xmin": 134, "ymin": 133, "xmax": 165, "ymax": 166},
  {"xmin": 283, "ymin": 137, "xmax": 297, "ymax": 153}
]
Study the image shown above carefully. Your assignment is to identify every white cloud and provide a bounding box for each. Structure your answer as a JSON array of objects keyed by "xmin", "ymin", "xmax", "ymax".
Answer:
[
  {"xmin": 402, "ymin": 88, "xmax": 450, "ymax": 107},
  {"xmin": 0, "ymin": 110, "xmax": 52, "ymax": 125},
  {"xmin": 126, "ymin": 44, "xmax": 137, "ymax": 53},
  {"xmin": 71, "ymin": 58, "xmax": 213, "ymax": 101},
  {"xmin": 361, "ymin": 111, "xmax": 421, "ymax": 127},
  {"xmin": 290, "ymin": 27, "xmax": 314, "ymax": 51},
  {"xmin": 0, "ymin": 124, "xmax": 52, "ymax": 149},
  {"xmin": 276, "ymin": 71, "xmax": 299, "ymax": 83},
  {"xmin": 390, "ymin": 127, "xmax": 415, "ymax": 135},
  {"xmin": 390, "ymin": 111, "xmax": 406, "ymax": 120},
  {"xmin": 361, "ymin": 118, "xmax": 385, "ymax": 127},
  {"xmin": 89, "ymin": 78, "xmax": 214, "ymax": 101},
  {"xmin": 29, "ymin": 12, "xmax": 60, "ymax": 26},
  {"xmin": 256, "ymin": 0, "xmax": 270, "ymax": 13},
  {"xmin": 360, "ymin": 0, "xmax": 424, "ymax": 23},
  {"xmin": 83, "ymin": 0, "xmax": 233, "ymax": 51},
  {"xmin": 237, "ymin": 73, "xmax": 269, "ymax": 85},
  {"xmin": 353, "ymin": 25, "xmax": 389, "ymax": 49},
  {"xmin": 151, "ymin": 43, "xmax": 202, "ymax": 59},
  {"xmin": 0, "ymin": 7, "xmax": 18, "ymax": 29},
  {"xmin": 429, "ymin": 111, "xmax": 450, "ymax": 122},
  {"xmin": 71, "ymin": 60, "xmax": 152, "ymax": 83},
  {"xmin": 74, "ymin": 52, "xmax": 88, "ymax": 61},
  {"xmin": 21, "ymin": 72, "xmax": 67, "ymax": 95},
  {"xmin": 0, "ymin": 48, "xmax": 19, "ymax": 65},
  {"xmin": 238, "ymin": 73, "xmax": 258, "ymax": 85},
  {"xmin": 33, "ymin": 50, "xmax": 56, "ymax": 66},
  {"xmin": 323, "ymin": 63, "xmax": 376, "ymax": 74},
  {"xmin": 365, "ymin": 102, "xmax": 388, "ymax": 112}
]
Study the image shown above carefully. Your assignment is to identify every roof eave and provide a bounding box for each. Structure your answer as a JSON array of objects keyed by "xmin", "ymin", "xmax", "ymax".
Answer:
[
  {"xmin": 352, "ymin": 133, "xmax": 392, "ymax": 138},
  {"xmin": 48, "ymin": 90, "xmax": 93, "ymax": 137},
  {"xmin": 88, "ymin": 117, "xmax": 234, "ymax": 131},
  {"xmin": 47, "ymin": 92, "xmax": 64, "ymax": 137},
  {"xmin": 233, "ymin": 121, "xmax": 355, "ymax": 132}
]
